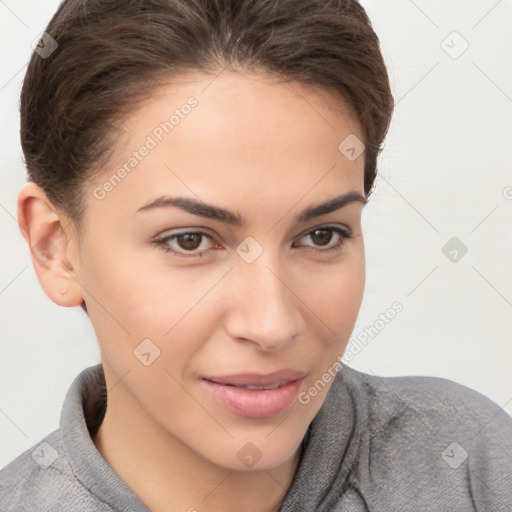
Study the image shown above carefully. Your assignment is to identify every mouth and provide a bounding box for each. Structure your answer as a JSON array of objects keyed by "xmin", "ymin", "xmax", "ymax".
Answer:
[
  {"xmin": 201, "ymin": 369, "xmax": 307, "ymax": 419},
  {"xmin": 202, "ymin": 369, "xmax": 307, "ymax": 387},
  {"xmin": 210, "ymin": 381, "xmax": 290, "ymax": 390}
]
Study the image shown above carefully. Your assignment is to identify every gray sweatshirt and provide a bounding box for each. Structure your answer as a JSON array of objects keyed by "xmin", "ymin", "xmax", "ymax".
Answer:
[{"xmin": 1, "ymin": 363, "xmax": 511, "ymax": 511}]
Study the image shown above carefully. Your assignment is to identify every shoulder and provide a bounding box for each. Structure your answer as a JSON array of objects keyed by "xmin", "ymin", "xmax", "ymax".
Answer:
[
  {"xmin": 340, "ymin": 365, "xmax": 512, "ymax": 510},
  {"xmin": 341, "ymin": 365, "xmax": 512, "ymax": 438},
  {"xmin": 0, "ymin": 429, "xmax": 111, "ymax": 511}
]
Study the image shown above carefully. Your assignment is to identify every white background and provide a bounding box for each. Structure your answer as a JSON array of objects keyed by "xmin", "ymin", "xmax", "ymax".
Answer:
[{"xmin": 1, "ymin": 0, "xmax": 511, "ymax": 468}]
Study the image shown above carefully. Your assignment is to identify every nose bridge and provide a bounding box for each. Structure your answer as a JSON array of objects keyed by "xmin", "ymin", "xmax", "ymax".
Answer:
[{"xmin": 225, "ymin": 248, "xmax": 304, "ymax": 350}]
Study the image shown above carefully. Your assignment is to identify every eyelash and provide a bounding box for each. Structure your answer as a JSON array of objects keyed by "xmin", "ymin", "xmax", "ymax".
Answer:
[{"xmin": 152, "ymin": 225, "xmax": 353, "ymax": 259}]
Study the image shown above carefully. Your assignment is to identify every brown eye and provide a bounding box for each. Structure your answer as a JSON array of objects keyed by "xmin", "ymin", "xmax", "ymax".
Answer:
[
  {"xmin": 176, "ymin": 233, "xmax": 203, "ymax": 251},
  {"xmin": 296, "ymin": 225, "xmax": 352, "ymax": 253},
  {"xmin": 309, "ymin": 228, "xmax": 333, "ymax": 246},
  {"xmin": 153, "ymin": 230, "xmax": 217, "ymax": 258}
]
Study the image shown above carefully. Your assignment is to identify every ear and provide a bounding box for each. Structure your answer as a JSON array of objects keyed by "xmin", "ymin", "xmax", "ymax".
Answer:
[{"xmin": 17, "ymin": 182, "xmax": 84, "ymax": 307}]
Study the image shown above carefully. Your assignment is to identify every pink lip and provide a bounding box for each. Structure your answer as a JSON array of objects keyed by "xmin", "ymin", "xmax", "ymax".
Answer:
[
  {"xmin": 202, "ymin": 369, "xmax": 307, "ymax": 387},
  {"xmin": 202, "ymin": 370, "xmax": 307, "ymax": 419}
]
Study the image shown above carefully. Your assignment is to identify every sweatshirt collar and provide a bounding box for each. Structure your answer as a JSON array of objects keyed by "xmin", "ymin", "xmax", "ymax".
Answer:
[
  {"xmin": 278, "ymin": 363, "xmax": 365, "ymax": 511},
  {"xmin": 60, "ymin": 364, "xmax": 151, "ymax": 512}
]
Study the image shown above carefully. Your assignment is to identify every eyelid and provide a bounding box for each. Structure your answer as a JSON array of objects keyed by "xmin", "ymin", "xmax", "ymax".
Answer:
[
  {"xmin": 296, "ymin": 223, "xmax": 351, "ymax": 240},
  {"xmin": 157, "ymin": 226, "xmax": 217, "ymax": 239}
]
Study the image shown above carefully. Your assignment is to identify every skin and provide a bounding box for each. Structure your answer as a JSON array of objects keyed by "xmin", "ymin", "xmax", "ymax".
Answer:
[{"xmin": 18, "ymin": 70, "xmax": 366, "ymax": 512}]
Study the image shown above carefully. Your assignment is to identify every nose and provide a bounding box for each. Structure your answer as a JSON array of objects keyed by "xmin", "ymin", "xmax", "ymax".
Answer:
[{"xmin": 223, "ymin": 255, "xmax": 305, "ymax": 352}]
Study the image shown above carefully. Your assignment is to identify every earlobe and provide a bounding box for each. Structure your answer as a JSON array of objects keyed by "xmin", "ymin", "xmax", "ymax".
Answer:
[{"xmin": 17, "ymin": 182, "xmax": 84, "ymax": 307}]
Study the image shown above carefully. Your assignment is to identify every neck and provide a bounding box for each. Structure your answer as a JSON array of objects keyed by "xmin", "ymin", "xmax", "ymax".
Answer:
[{"xmin": 92, "ymin": 375, "xmax": 302, "ymax": 512}]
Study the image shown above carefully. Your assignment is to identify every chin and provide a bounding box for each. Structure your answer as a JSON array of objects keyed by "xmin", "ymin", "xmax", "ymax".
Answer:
[{"xmin": 200, "ymin": 431, "xmax": 304, "ymax": 472}]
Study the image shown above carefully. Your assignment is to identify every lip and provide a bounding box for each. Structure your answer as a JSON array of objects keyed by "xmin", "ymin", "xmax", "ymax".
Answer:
[
  {"xmin": 202, "ymin": 369, "xmax": 307, "ymax": 387},
  {"xmin": 202, "ymin": 370, "xmax": 307, "ymax": 419}
]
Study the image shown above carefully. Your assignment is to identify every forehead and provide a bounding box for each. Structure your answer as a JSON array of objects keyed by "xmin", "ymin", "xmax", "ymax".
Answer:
[{"xmin": 86, "ymin": 70, "xmax": 365, "ymax": 225}]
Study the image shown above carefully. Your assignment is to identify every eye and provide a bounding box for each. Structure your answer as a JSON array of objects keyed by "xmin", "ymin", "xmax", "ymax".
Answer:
[
  {"xmin": 152, "ymin": 229, "xmax": 218, "ymax": 258},
  {"xmin": 294, "ymin": 225, "xmax": 352, "ymax": 253},
  {"xmin": 152, "ymin": 225, "xmax": 352, "ymax": 259}
]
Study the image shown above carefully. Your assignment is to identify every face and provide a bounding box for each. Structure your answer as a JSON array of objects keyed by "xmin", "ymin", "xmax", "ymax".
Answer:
[{"xmin": 67, "ymin": 70, "xmax": 366, "ymax": 471}]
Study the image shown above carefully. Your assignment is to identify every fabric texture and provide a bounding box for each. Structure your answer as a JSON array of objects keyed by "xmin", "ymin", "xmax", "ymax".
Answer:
[{"xmin": 1, "ymin": 363, "xmax": 511, "ymax": 511}]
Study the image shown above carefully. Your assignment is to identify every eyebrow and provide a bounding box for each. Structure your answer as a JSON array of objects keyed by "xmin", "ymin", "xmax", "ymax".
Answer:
[{"xmin": 136, "ymin": 190, "xmax": 366, "ymax": 225}]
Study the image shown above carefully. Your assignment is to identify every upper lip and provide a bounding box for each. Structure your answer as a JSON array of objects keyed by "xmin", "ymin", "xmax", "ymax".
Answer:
[{"xmin": 203, "ymin": 369, "xmax": 307, "ymax": 386}]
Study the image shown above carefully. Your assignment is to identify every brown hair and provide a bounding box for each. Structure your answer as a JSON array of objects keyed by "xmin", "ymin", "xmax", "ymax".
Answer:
[{"xmin": 20, "ymin": 0, "xmax": 393, "ymax": 311}]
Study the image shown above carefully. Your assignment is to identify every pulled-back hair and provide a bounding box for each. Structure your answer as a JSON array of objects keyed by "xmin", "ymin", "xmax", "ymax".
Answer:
[{"xmin": 21, "ymin": 0, "xmax": 393, "ymax": 226}]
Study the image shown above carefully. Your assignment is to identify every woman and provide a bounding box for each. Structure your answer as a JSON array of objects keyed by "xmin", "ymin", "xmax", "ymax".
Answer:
[{"xmin": 1, "ymin": 0, "xmax": 510, "ymax": 511}]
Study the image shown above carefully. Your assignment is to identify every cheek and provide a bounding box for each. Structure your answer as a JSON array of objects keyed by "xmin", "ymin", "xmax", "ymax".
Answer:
[
  {"xmin": 334, "ymin": 261, "xmax": 365, "ymax": 329},
  {"xmin": 292, "ymin": 254, "xmax": 365, "ymax": 412},
  {"xmin": 79, "ymin": 245, "xmax": 226, "ymax": 373},
  {"xmin": 303, "ymin": 251, "xmax": 365, "ymax": 341}
]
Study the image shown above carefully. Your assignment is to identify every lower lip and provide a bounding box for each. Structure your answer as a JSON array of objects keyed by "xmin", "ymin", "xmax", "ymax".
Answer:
[{"xmin": 202, "ymin": 378, "xmax": 305, "ymax": 419}]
